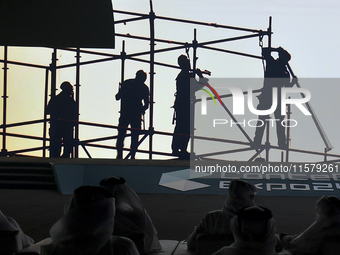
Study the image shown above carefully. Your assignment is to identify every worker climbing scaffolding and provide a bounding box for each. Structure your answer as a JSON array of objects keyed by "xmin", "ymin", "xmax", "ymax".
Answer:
[{"xmin": 252, "ymin": 46, "xmax": 298, "ymax": 150}]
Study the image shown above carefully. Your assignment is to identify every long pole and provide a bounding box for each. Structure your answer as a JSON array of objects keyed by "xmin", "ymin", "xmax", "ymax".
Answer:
[
  {"xmin": 43, "ymin": 68, "xmax": 49, "ymax": 157},
  {"xmin": 74, "ymin": 48, "xmax": 81, "ymax": 158},
  {"xmin": 268, "ymin": 16, "xmax": 272, "ymax": 49},
  {"xmin": 264, "ymin": 16, "xmax": 272, "ymax": 162},
  {"xmin": 148, "ymin": 0, "xmax": 155, "ymax": 159},
  {"xmin": 119, "ymin": 41, "xmax": 125, "ymax": 158},
  {"xmin": 265, "ymin": 120, "xmax": 270, "ymax": 161},
  {"xmin": 285, "ymin": 102, "xmax": 291, "ymax": 162},
  {"xmin": 48, "ymin": 49, "xmax": 57, "ymax": 157},
  {"xmin": 50, "ymin": 50, "xmax": 57, "ymax": 98},
  {"xmin": 190, "ymin": 29, "xmax": 198, "ymax": 158},
  {"xmin": 1, "ymin": 46, "xmax": 8, "ymax": 156},
  {"xmin": 120, "ymin": 41, "xmax": 126, "ymax": 85}
]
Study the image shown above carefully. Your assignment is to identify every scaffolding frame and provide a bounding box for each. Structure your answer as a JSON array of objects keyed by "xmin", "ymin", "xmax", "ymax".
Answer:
[{"xmin": 1, "ymin": 0, "xmax": 339, "ymax": 162}]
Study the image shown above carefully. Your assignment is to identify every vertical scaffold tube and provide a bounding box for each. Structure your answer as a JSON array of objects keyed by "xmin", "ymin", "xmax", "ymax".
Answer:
[
  {"xmin": 286, "ymin": 102, "xmax": 291, "ymax": 162},
  {"xmin": 190, "ymin": 29, "xmax": 198, "ymax": 158},
  {"xmin": 148, "ymin": 0, "xmax": 155, "ymax": 159},
  {"xmin": 265, "ymin": 120, "xmax": 270, "ymax": 162},
  {"xmin": 74, "ymin": 48, "xmax": 81, "ymax": 158},
  {"xmin": 268, "ymin": 16, "xmax": 272, "ymax": 49},
  {"xmin": 43, "ymin": 68, "xmax": 49, "ymax": 157},
  {"xmin": 48, "ymin": 49, "xmax": 58, "ymax": 158},
  {"xmin": 119, "ymin": 41, "xmax": 125, "ymax": 158},
  {"xmin": 120, "ymin": 40, "xmax": 126, "ymax": 85},
  {"xmin": 264, "ymin": 16, "xmax": 272, "ymax": 162},
  {"xmin": 50, "ymin": 49, "xmax": 57, "ymax": 98},
  {"xmin": 1, "ymin": 46, "xmax": 8, "ymax": 155}
]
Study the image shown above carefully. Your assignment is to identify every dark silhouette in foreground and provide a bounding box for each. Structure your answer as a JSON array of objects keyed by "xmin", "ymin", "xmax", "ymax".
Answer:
[
  {"xmin": 47, "ymin": 81, "xmax": 77, "ymax": 158},
  {"xmin": 252, "ymin": 47, "xmax": 297, "ymax": 149},
  {"xmin": 213, "ymin": 206, "xmax": 278, "ymax": 255},
  {"xmin": 280, "ymin": 195, "xmax": 340, "ymax": 255},
  {"xmin": 0, "ymin": 210, "xmax": 34, "ymax": 254},
  {"xmin": 115, "ymin": 70, "xmax": 149, "ymax": 159},
  {"xmin": 48, "ymin": 186, "xmax": 139, "ymax": 255},
  {"xmin": 186, "ymin": 180, "xmax": 257, "ymax": 253},
  {"xmin": 100, "ymin": 176, "xmax": 162, "ymax": 255}
]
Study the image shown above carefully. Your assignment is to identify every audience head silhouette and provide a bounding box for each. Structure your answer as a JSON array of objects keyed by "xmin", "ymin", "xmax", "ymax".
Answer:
[
  {"xmin": 213, "ymin": 205, "xmax": 277, "ymax": 255},
  {"xmin": 226, "ymin": 180, "xmax": 257, "ymax": 213},
  {"xmin": 99, "ymin": 176, "xmax": 162, "ymax": 254},
  {"xmin": 315, "ymin": 195, "xmax": 340, "ymax": 220},
  {"xmin": 281, "ymin": 195, "xmax": 340, "ymax": 255},
  {"xmin": 99, "ymin": 176, "xmax": 126, "ymax": 197},
  {"xmin": 50, "ymin": 186, "xmax": 115, "ymax": 255},
  {"xmin": 237, "ymin": 206, "xmax": 273, "ymax": 242},
  {"xmin": 65, "ymin": 185, "xmax": 113, "ymax": 211}
]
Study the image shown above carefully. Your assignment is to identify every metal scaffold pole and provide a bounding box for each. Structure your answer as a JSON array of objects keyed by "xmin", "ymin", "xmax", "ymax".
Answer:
[
  {"xmin": 148, "ymin": 0, "xmax": 155, "ymax": 159},
  {"xmin": 268, "ymin": 16, "xmax": 272, "ymax": 49},
  {"xmin": 43, "ymin": 68, "xmax": 49, "ymax": 157},
  {"xmin": 47, "ymin": 49, "xmax": 58, "ymax": 158},
  {"xmin": 190, "ymin": 29, "xmax": 198, "ymax": 158},
  {"xmin": 120, "ymin": 41, "xmax": 126, "ymax": 85},
  {"xmin": 1, "ymin": 46, "xmax": 8, "ymax": 156},
  {"xmin": 74, "ymin": 48, "xmax": 81, "ymax": 158},
  {"xmin": 50, "ymin": 49, "xmax": 58, "ymax": 99}
]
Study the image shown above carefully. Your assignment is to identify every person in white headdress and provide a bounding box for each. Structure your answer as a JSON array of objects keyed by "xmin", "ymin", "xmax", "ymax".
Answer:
[
  {"xmin": 213, "ymin": 206, "xmax": 278, "ymax": 255},
  {"xmin": 49, "ymin": 186, "xmax": 139, "ymax": 255},
  {"xmin": 0, "ymin": 210, "xmax": 34, "ymax": 253},
  {"xmin": 186, "ymin": 179, "xmax": 257, "ymax": 251},
  {"xmin": 100, "ymin": 176, "xmax": 162, "ymax": 255},
  {"xmin": 281, "ymin": 195, "xmax": 340, "ymax": 255}
]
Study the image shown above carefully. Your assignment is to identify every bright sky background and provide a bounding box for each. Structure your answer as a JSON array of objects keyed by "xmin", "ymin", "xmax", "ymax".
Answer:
[{"xmin": 0, "ymin": 0, "xmax": 339, "ymax": 162}]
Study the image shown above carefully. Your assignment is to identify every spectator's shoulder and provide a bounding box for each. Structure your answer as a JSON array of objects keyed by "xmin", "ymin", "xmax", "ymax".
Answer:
[
  {"xmin": 111, "ymin": 236, "xmax": 139, "ymax": 255},
  {"xmin": 199, "ymin": 210, "xmax": 224, "ymax": 226}
]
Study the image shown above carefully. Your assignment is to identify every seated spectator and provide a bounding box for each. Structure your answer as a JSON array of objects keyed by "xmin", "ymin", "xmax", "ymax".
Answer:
[
  {"xmin": 0, "ymin": 210, "xmax": 34, "ymax": 253},
  {"xmin": 49, "ymin": 186, "xmax": 139, "ymax": 255},
  {"xmin": 186, "ymin": 179, "xmax": 257, "ymax": 251},
  {"xmin": 100, "ymin": 176, "xmax": 162, "ymax": 255},
  {"xmin": 281, "ymin": 195, "xmax": 340, "ymax": 255},
  {"xmin": 213, "ymin": 206, "xmax": 278, "ymax": 255}
]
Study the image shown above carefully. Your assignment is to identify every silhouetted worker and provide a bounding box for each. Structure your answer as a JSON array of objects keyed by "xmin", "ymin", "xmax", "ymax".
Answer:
[
  {"xmin": 253, "ymin": 47, "xmax": 296, "ymax": 149},
  {"xmin": 115, "ymin": 70, "xmax": 149, "ymax": 159},
  {"xmin": 171, "ymin": 55, "xmax": 205, "ymax": 159},
  {"xmin": 47, "ymin": 81, "xmax": 77, "ymax": 158},
  {"xmin": 213, "ymin": 206, "xmax": 278, "ymax": 255},
  {"xmin": 186, "ymin": 180, "xmax": 257, "ymax": 252}
]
